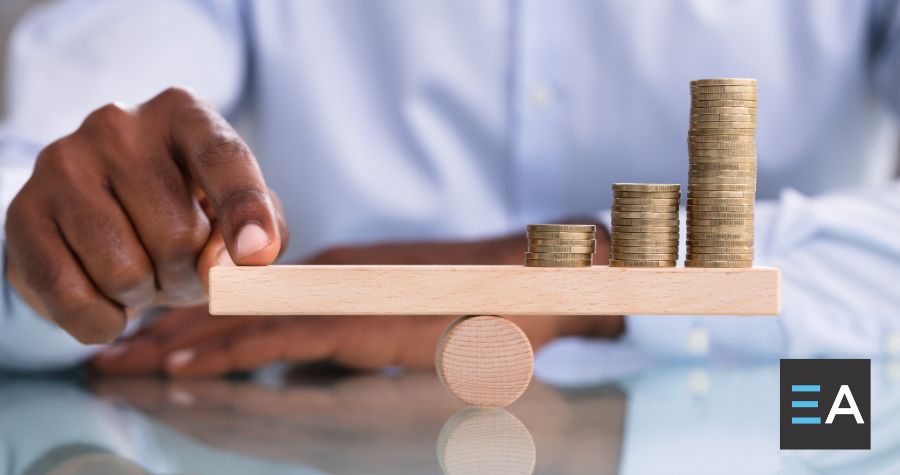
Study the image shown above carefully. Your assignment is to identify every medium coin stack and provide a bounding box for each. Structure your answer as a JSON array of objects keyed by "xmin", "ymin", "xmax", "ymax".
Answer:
[
  {"xmin": 609, "ymin": 183, "xmax": 681, "ymax": 267},
  {"xmin": 525, "ymin": 224, "xmax": 596, "ymax": 267},
  {"xmin": 687, "ymin": 78, "xmax": 757, "ymax": 268}
]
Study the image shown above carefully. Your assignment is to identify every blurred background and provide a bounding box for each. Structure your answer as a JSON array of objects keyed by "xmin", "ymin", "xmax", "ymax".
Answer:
[{"xmin": 0, "ymin": 0, "xmax": 44, "ymax": 119}]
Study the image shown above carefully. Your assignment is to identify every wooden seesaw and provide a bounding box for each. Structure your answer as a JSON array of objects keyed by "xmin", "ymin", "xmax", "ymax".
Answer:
[{"xmin": 209, "ymin": 265, "xmax": 781, "ymax": 407}]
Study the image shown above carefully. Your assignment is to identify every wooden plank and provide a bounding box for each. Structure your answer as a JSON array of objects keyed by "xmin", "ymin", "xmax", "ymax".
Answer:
[{"xmin": 209, "ymin": 265, "xmax": 780, "ymax": 316}]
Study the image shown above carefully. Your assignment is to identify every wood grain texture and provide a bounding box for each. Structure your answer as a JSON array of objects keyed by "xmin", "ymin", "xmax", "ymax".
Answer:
[
  {"xmin": 435, "ymin": 316, "xmax": 534, "ymax": 408},
  {"xmin": 209, "ymin": 265, "xmax": 781, "ymax": 316},
  {"xmin": 437, "ymin": 407, "xmax": 536, "ymax": 475}
]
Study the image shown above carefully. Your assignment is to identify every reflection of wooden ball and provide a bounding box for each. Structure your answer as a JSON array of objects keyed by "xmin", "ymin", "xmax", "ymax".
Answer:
[
  {"xmin": 437, "ymin": 407, "xmax": 536, "ymax": 475},
  {"xmin": 435, "ymin": 315, "xmax": 534, "ymax": 407}
]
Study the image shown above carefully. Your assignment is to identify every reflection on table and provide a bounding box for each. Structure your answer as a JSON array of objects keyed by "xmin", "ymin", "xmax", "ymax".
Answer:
[{"xmin": 1, "ymin": 360, "xmax": 900, "ymax": 474}]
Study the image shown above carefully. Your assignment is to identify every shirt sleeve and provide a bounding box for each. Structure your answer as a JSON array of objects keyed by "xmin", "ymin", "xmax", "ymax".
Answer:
[
  {"xmin": 624, "ymin": 183, "xmax": 900, "ymax": 358},
  {"xmin": 0, "ymin": 0, "xmax": 246, "ymax": 371}
]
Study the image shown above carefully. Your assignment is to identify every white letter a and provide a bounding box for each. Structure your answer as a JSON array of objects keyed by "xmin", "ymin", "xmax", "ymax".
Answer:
[{"xmin": 826, "ymin": 385, "xmax": 864, "ymax": 424}]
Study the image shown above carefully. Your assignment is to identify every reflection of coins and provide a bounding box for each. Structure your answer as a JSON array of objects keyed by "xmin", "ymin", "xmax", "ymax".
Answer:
[
  {"xmin": 437, "ymin": 407, "xmax": 536, "ymax": 475},
  {"xmin": 435, "ymin": 316, "xmax": 533, "ymax": 407}
]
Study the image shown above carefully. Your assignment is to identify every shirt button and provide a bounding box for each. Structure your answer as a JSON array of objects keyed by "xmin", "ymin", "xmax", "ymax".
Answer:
[
  {"xmin": 686, "ymin": 326, "xmax": 709, "ymax": 356},
  {"xmin": 530, "ymin": 85, "xmax": 552, "ymax": 105}
]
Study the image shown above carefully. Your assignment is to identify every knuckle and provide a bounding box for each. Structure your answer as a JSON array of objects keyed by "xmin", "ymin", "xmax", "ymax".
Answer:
[
  {"xmin": 192, "ymin": 135, "xmax": 248, "ymax": 171},
  {"xmin": 81, "ymin": 102, "xmax": 133, "ymax": 134},
  {"xmin": 154, "ymin": 86, "xmax": 200, "ymax": 108},
  {"xmin": 155, "ymin": 223, "xmax": 211, "ymax": 262},
  {"xmin": 49, "ymin": 286, "xmax": 119, "ymax": 344},
  {"xmin": 104, "ymin": 261, "xmax": 153, "ymax": 303}
]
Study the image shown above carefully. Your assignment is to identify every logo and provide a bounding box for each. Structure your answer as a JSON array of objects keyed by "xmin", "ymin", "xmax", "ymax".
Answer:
[{"xmin": 780, "ymin": 359, "xmax": 870, "ymax": 450}]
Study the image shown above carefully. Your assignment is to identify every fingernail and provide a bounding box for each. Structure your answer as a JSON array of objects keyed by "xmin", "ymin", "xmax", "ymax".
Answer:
[
  {"xmin": 97, "ymin": 344, "xmax": 128, "ymax": 361},
  {"xmin": 167, "ymin": 349, "xmax": 195, "ymax": 369},
  {"xmin": 235, "ymin": 223, "xmax": 271, "ymax": 259},
  {"xmin": 216, "ymin": 247, "xmax": 234, "ymax": 266}
]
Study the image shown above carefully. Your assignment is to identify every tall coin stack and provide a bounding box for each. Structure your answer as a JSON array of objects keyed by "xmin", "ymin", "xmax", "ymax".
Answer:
[
  {"xmin": 525, "ymin": 224, "xmax": 596, "ymax": 267},
  {"xmin": 686, "ymin": 78, "xmax": 757, "ymax": 268},
  {"xmin": 609, "ymin": 183, "xmax": 681, "ymax": 267}
]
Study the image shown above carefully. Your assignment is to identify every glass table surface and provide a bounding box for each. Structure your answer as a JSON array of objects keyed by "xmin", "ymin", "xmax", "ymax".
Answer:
[{"xmin": 1, "ymin": 359, "xmax": 897, "ymax": 474}]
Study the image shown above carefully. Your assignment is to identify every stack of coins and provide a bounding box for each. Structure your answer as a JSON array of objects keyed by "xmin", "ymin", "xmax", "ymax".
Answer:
[
  {"xmin": 687, "ymin": 78, "xmax": 757, "ymax": 268},
  {"xmin": 524, "ymin": 224, "xmax": 596, "ymax": 267},
  {"xmin": 609, "ymin": 183, "xmax": 681, "ymax": 267}
]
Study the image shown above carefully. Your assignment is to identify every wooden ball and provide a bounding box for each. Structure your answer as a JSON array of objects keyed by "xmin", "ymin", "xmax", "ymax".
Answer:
[
  {"xmin": 435, "ymin": 315, "xmax": 534, "ymax": 407},
  {"xmin": 437, "ymin": 407, "xmax": 536, "ymax": 475}
]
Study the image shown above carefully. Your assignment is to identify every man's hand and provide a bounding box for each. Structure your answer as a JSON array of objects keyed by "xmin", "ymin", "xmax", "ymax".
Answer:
[
  {"xmin": 91, "ymin": 232, "xmax": 624, "ymax": 377},
  {"xmin": 5, "ymin": 88, "xmax": 287, "ymax": 344}
]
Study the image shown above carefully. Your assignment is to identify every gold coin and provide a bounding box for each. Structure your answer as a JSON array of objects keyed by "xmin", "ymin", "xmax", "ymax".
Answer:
[
  {"xmin": 690, "ymin": 164, "xmax": 757, "ymax": 172},
  {"xmin": 689, "ymin": 148, "xmax": 757, "ymax": 157},
  {"xmin": 685, "ymin": 260, "xmax": 753, "ymax": 268},
  {"xmin": 687, "ymin": 253, "xmax": 754, "ymax": 261},
  {"xmin": 687, "ymin": 232, "xmax": 754, "ymax": 240},
  {"xmin": 609, "ymin": 259, "xmax": 677, "ymax": 268},
  {"xmin": 529, "ymin": 245, "xmax": 596, "ymax": 253},
  {"xmin": 686, "ymin": 190, "xmax": 755, "ymax": 198},
  {"xmin": 612, "ymin": 253, "xmax": 678, "ymax": 261},
  {"xmin": 692, "ymin": 92, "xmax": 758, "ymax": 101},
  {"xmin": 688, "ymin": 134, "xmax": 756, "ymax": 143},
  {"xmin": 525, "ymin": 259, "xmax": 593, "ymax": 268},
  {"xmin": 688, "ymin": 216, "xmax": 754, "ymax": 224},
  {"xmin": 611, "ymin": 237, "xmax": 680, "ymax": 246},
  {"xmin": 690, "ymin": 78, "xmax": 757, "ymax": 86},
  {"xmin": 691, "ymin": 82, "xmax": 758, "ymax": 90},
  {"xmin": 689, "ymin": 177, "xmax": 755, "ymax": 185},
  {"xmin": 614, "ymin": 191, "xmax": 681, "ymax": 198},
  {"xmin": 688, "ymin": 184, "xmax": 756, "ymax": 192},
  {"xmin": 690, "ymin": 99, "xmax": 759, "ymax": 108},
  {"xmin": 527, "ymin": 231, "xmax": 596, "ymax": 239},
  {"xmin": 612, "ymin": 231, "xmax": 679, "ymax": 239},
  {"xmin": 686, "ymin": 238, "xmax": 753, "ymax": 245},
  {"xmin": 613, "ymin": 225, "xmax": 680, "ymax": 233},
  {"xmin": 528, "ymin": 238, "xmax": 596, "ymax": 247},
  {"xmin": 611, "ymin": 211, "xmax": 679, "ymax": 219},
  {"xmin": 692, "ymin": 106, "xmax": 758, "ymax": 116},
  {"xmin": 688, "ymin": 226, "xmax": 754, "ymax": 235},
  {"xmin": 524, "ymin": 252, "xmax": 594, "ymax": 260},
  {"xmin": 690, "ymin": 121, "xmax": 757, "ymax": 129},
  {"xmin": 689, "ymin": 170, "xmax": 756, "ymax": 178},
  {"xmin": 613, "ymin": 204, "xmax": 680, "ymax": 213},
  {"xmin": 688, "ymin": 214, "xmax": 754, "ymax": 223},
  {"xmin": 689, "ymin": 128, "xmax": 756, "ymax": 136},
  {"xmin": 688, "ymin": 143, "xmax": 757, "ymax": 152},
  {"xmin": 612, "ymin": 218, "xmax": 680, "ymax": 226},
  {"xmin": 687, "ymin": 204, "xmax": 754, "ymax": 212},
  {"xmin": 527, "ymin": 224, "xmax": 597, "ymax": 233},
  {"xmin": 611, "ymin": 246, "xmax": 679, "ymax": 254},
  {"xmin": 687, "ymin": 200, "xmax": 755, "ymax": 208},
  {"xmin": 686, "ymin": 246, "xmax": 754, "ymax": 254},
  {"xmin": 690, "ymin": 113, "xmax": 756, "ymax": 122},
  {"xmin": 614, "ymin": 197, "xmax": 681, "ymax": 205},
  {"xmin": 612, "ymin": 183, "xmax": 681, "ymax": 192}
]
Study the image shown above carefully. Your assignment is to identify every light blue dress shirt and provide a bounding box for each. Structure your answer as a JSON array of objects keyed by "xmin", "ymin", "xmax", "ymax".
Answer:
[{"xmin": 0, "ymin": 0, "xmax": 899, "ymax": 370}]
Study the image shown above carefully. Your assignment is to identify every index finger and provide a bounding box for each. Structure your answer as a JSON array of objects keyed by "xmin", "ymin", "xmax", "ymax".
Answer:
[{"xmin": 148, "ymin": 87, "xmax": 282, "ymax": 266}]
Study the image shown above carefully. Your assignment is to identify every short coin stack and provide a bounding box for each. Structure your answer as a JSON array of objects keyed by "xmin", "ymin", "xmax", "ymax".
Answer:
[
  {"xmin": 609, "ymin": 183, "xmax": 681, "ymax": 267},
  {"xmin": 525, "ymin": 224, "xmax": 596, "ymax": 267},
  {"xmin": 687, "ymin": 78, "xmax": 757, "ymax": 268}
]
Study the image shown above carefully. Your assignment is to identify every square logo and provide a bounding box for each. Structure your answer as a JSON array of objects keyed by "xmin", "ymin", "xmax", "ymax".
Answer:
[{"xmin": 780, "ymin": 359, "xmax": 870, "ymax": 450}]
